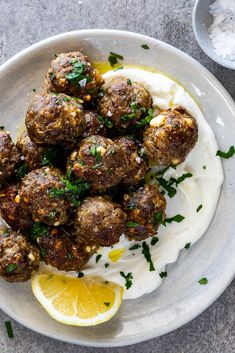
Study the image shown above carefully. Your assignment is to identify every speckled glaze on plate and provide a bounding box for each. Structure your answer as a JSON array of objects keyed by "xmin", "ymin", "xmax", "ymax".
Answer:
[{"xmin": 0, "ymin": 30, "xmax": 235, "ymax": 347}]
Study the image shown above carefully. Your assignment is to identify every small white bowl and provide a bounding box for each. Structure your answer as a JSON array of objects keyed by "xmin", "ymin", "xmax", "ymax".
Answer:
[
  {"xmin": 193, "ymin": 0, "xmax": 235, "ymax": 70},
  {"xmin": 0, "ymin": 30, "xmax": 235, "ymax": 347}
]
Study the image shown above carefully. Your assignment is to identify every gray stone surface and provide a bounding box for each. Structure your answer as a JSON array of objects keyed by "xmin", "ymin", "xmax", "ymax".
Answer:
[{"xmin": 0, "ymin": 0, "xmax": 234, "ymax": 352}]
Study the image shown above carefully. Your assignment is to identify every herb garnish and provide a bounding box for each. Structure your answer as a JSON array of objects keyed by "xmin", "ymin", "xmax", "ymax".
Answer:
[
  {"xmin": 156, "ymin": 172, "xmax": 192, "ymax": 198},
  {"xmin": 104, "ymin": 302, "xmax": 110, "ymax": 307},
  {"xmin": 153, "ymin": 212, "xmax": 184, "ymax": 226},
  {"xmin": 129, "ymin": 244, "xmax": 141, "ymax": 250},
  {"xmin": 41, "ymin": 147, "xmax": 59, "ymax": 166},
  {"xmin": 96, "ymin": 254, "xmax": 102, "ymax": 263},
  {"xmin": 141, "ymin": 44, "xmax": 150, "ymax": 49},
  {"xmin": 77, "ymin": 272, "xmax": 84, "ymax": 278},
  {"xmin": 90, "ymin": 146, "xmax": 102, "ymax": 162},
  {"xmin": 49, "ymin": 72, "xmax": 56, "ymax": 80},
  {"xmin": 98, "ymin": 115, "xmax": 113, "ymax": 129},
  {"xmin": 32, "ymin": 88, "xmax": 36, "ymax": 92},
  {"xmin": 121, "ymin": 102, "xmax": 138, "ymax": 122},
  {"xmin": 6, "ymin": 263, "xmax": 17, "ymax": 273},
  {"xmin": 175, "ymin": 173, "xmax": 193, "ymax": 185},
  {"xmin": 127, "ymin": 78, "xmax": 132, "ymax": 85},
  {"xmin": 151, "ymin": 237, "xmax": 159, "ymax": 246},
  {"xmin": 15, "ymin": 163, "xmax": 28, "ymax": 180},
  {"xmin": 203, "ymin": 165, "xmax": 206, "ymax": 170},
  {"xmin": 142, "ymin": 241, "xmax": 155, "ymax": 271},
  {"xmin": 108, "ymin": 52, "xmax": 124, "ymax": 67},
  {"xmin": 196, "ymin": 204, "xmax": 203, "ymax": 212},
  {"xmin": 164, "ymin": 214, "xmax": 185, "ymax": 224},
  {"xmin": 105, "ymin": 263, "xmax": 109, "ymax": 268},
  {"xmin": 185, "ymin": 243, "xmax": 191, "ymax": 249},
  {"xmin": 0, "ymin": 126, "xmax": 5, "ymax": 130},
  {"xmin": 216, "ymin": 146, "xmax": 235, "ymax": 159},
  {"xmin": 127, "ymin": 203, "xmax": 136, "ymax": 210},
  {"xmin": 159, "ymin": 271, "xmax": 167, "ymax": 278},
  {"xmin": 29, "ymin": 222, "xmax": 49, "ymax": 241},
  {"xmin": 136, "ymin": 108, "xmax": 154, "ymax": 127},
  {"xmin": 66, "ymin": 60, "xmax": 91, "ymax": 87},
  {"xmin": 198, "ymin": 277, "xmax": 208, "ymax": 285},
  {"xmin": 126, "ymin": 221, "xmax": 140, "ymax": 227},
  {"xmin": 5, "ymin": 321, "xmax": 14, "ymax": 339},
  {"xmin": 120, "ymin": 271, "xmax": 133, "ymax": 289},
  {"xmin": 114, "ymin": 66, "xmax": 123, "ymax": 71}
]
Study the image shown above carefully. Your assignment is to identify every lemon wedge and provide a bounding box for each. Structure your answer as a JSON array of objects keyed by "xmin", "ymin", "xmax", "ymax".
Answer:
[{"xmin": 32, "ymin": 272, "xmax": 124, "ymax": 326}]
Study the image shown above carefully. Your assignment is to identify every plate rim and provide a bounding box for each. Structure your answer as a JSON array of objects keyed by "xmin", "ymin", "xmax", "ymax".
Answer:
[{"xmin": 0, "ymin": 29, "xmax": 235, "ymax": 347}]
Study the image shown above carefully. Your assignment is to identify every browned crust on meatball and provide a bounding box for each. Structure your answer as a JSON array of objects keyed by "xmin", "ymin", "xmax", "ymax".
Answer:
[
  {"xmin": 0, "ymin": 232, "xmax": 40, "ymax": 282},
  {"xmin": 97, "ymin": 76, "xmax": 152, "ymax": 129},
  {"xmin": 122, "ymin": 184, "xmax": 166, "ymax": 241},
  {"xmin": 0, "ymin": 131, "xmax": 21, "ymax": 184},
  {"xmin": 76, "ymin": 196, "xmax": 127, "ymax": 247},
  {"xmin": 16, "ymin": 131, "xmax": 44, "ymax": 171},
  {"xmin": 0, "ymin": 184, "xmax": 33, "ymax": 231},
  {"xmin": 19, "ymin": 167, "xmax": 70, "ymax": 226},
  {"xmin": 114, "ymin": 136, "xmax": 148, "ymax": 185},
  {"xmin": 45, "ymin": 51, "xmax": 104, "ymax": 101},
  {"xmin": 68, "ymin": 135, "xmax": 128, "ymax": 192},
  {"xmin": 81, "ymin": 110, "xmax": 108, "ymax": 138},
  {"xmin": 143, "ymin": 107, "xmax": 198, "ymax": 166},
  {"xmin": 37, "ymin": 227, "xmax": 96, "ymax": 271},
  {"xmin": 25, "ymin": 93, "xmax": 86, "ymax": 146}
]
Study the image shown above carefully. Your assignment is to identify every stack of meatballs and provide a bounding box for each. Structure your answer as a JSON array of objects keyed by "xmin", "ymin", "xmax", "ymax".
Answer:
[{"xmin": 0, "ymin": 51, "xmax": 198, "ymax": 282}]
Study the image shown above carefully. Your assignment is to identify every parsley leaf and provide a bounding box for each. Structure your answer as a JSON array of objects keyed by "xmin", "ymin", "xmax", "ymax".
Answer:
[
  {"xmin": 142, "ymin": 241, "xmax": 155, "ymax": 271},
  {"xmin": 198, "ymin": 277, "xmax": 208, "ymax": 285},
  {"xmin": 98, "ymin": 115, "xmax": 113, "ymax": 129},
  {"xmin": 104, "ymin": 302, "xmax": 110, "ymax": 307},
  {"xmin": 96, "ymin": 254, "xmax": 102, "ymax": 263},
  {"xmin": 6, "ymin": 263, "xmax": 17, "ymax": 273},
  {"xmin": 108, "ymin": 52, "xmax": 124, "ymax": 67},
  {"xmin": 141, "ymin": 44, "xmax": 150, "ymax": 49},
  {"xmin": 77, "ymin": 272, "xmax": 84, "ymax": 278},
  {"xmin": 90, "ymin": 145, "xmax": 102, "ymax": 162},
  {"xmin": 196, "ymin": 204, "xmax": 203, "ymax": 212},
  {"xmin": 151, "ymin": 237, "xmax": 159, "ymax": 246},
  {"xmin": 129, "ymin": 244, "xmax": 141, "ymax": 250},
  {"xmin": 175, "ymin": 173, "xmax": 193, "ymax": 185},
  {"xmin": 5, "ymin": 321, "xmax": 14, "ymax": 339},
  {"xmin": 41, "ymin": 147, "xmax": 59, "ymax": 166},
  {"xmin": 66, "ymin": 60, "xmax": 91, "ymax": 87},
  {"xmin": 216, "ymin": 146, "xmax": 235, "ymax": 159},
  {"xmin": 164, "ymin": 214, "xmax": 185, "ymax": 224},
  {"xmin": 15, "ymin": 163, "xmax": 28, "ymax": 180},
  {"xmin": 159, "ymin": 271, "xmax": 167, "ymax": 278},
  {"xmin": 126, "ymin": 221, "xmax": 140, "ymax": 227},
  {"xmin": 120, "ymin": 271, "xmax": 133, "ymax": 289},
  {"xmin": 29, "ymin": 222, "xmax": 49, "ymax": 241},
  {"xmin": 0, "ymin": 126, "xmax": 5, "ymax": 130},
  {"xmin": 184, "ymin": 242, "xmax": 191, "ymax": 249}
]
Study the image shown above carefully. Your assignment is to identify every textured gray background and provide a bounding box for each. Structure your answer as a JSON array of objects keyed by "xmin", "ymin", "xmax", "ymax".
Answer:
[{"xmin": 0, "ymin": 0, "xmax": 234, "ymax": 352}]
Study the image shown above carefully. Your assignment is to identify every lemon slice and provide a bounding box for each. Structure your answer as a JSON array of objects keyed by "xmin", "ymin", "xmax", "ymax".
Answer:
[{"xmin": 32, "ymin": 272, "xmax": 124, "ymax": 326}]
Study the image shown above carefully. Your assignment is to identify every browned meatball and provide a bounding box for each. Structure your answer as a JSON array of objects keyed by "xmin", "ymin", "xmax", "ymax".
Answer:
[
  {"xmin": 45, "ymin": 51, "xmax": 104, "ymax": 101},
  {"xmin": 0, "ymin": 131, "xmax": 21, "ymax": 185},
  {"xmin": 114, "ymin": 136, "xmax": 148, "ymax": 185},
  {"xmin": 19, "ymin": 167, "xmax": 70, "ymax": 226},
  {"xmin": 76, "ymin": 196, "xmax": 127, "ymax": 247},
  {"xmin": 25, "ymin": 93, "xmax": 86, "ymax": 146},
  {"xmin": 37, "ymin": 227, "xmax": 96, "ymax": 271},
  {"xmin": 97, "ymin": 76, "xmax": 152, "ymax": 129},
  {"xmin": 81, "ymin": 110, "xmax": 108, "ymax": 138},
  {"xmin": 122, "ymin": 184, "xmax": 166, "ymax": 241},
  {"xmin": 0, "ymin": 231, "xmax": 40, "ymax": 282},
  {"xmin": 68, "ymin": 135, "xmax": 128, "ymax": 192},
  {"xmin": 0, "ymin": 184, "xmax": 32, "ymax": 231},
  {"xmin": 16, "ymin": 131, "xmax": 44, "ymax": 170},
  {"xmin": 144, "ymin": 107, "xmax": 198, "ymax": 166}
]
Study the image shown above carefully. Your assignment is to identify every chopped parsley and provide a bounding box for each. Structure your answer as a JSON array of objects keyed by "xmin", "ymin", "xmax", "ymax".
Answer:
[
  {"xmin": 29, "ymin": 222, "xmax": 49, "ymax": 241},
  {"xmin": 41, "ymin": 147, "xmax": 59, "ymax": 166},
  {"xmin": 151, "ymin": 237, "xmax": 159, "ymax": 246},
  {"xmin": 141, "ymin": 44, "xmax": 150, "ymax": 49},
  {"xmin": 40, "ymin": 247, "xmax": 48, "ymax": 259},
  {"xmin": 105, "ymin": 263, "xmax": 110, "ymax": 268},
  {"xmin": 77, "ymin": 272, "xmax": 84, "ymax": 278},
  {"xmin": 175, "ymin": 173, "xmax": 193, "ymax": 185},
  {"xmin": 129, "ymin": 244, "xmax": 141, "ymax": 250},
  {"xmin": 142, "ymin": 241, "xmax": 155, "ymax": 271},
  {"xmin": 98, "ymin": 115, "xmax": 113, "ymax": 129},
  {"xmin": 108, "ymin": 52, "xmax": 124, "ymax": 67},
  {"xmin": 126, "ymin": 221, "xmax": 140, "ymax": 228},
  {"xmin": 32, "ymin": 88, "xmax": 36, "ymax": 92},
  {"xmin": 49, "ymin": 72, "xmax": 56, "ymax": 80},
  {"xmin": 136, "ymin": 108, "xmax": 154, "ymax": 127},
  {"xmin": 90, "ymin": 145, "xmax": 102, "ymax": 162},
  {"xmin": 196, "ymin": 204, "xmax": 203, "ymax": 212},
  {"xmin": 92, "ymin": 163, "xmax": 102, "ymax": 170},
  {"xmin": 120, "ymin": 271, "xmax": 133, "ymax": 289},
  {"xmin": 114, "ymin": 66, "xmax": 123, "ymax": 71},
  {"xmin": 6, "ymin": 263, "xmax": 17, "ymax": 273},
  {"xmin": 157, "ymin": 177, "xmax": 177, "ymax": 198},
  {"xmin": 66, "ymin": 60, "xmax": 91, "ymax": 87},
  {"xmin": 126, "ymin": 203, "xmax": 136, "ymax": 210},
  {"xmin": 184, "ymin": 243, "xmax": 191, "ymax": 249},
  {"xmin": 216, "ymin": 146, "xmax": 235, "ymax": 159},
  {"xmin": 198, "ymin": 277, "xmax": 208, "ymax": 285},
  {"xmin": 121, "ymin": 102, "xmax": 138, "ymax": 122},
  {"xmin": 104, "ymin": 302, "xmax": 110, "ymax": 307},
  {"xmin": 15, "ymin": 163, "xmax": 28, "ymax": 180},
  {"xmin": 5, "ymin": 321, "xmax": 14, "ymax": 339},
  {"xmin": 127, "ymin": 78, "xmax": 132, "ymax": 85},
  {"xmin": 96, "ymin": 254, "xmax": 102, "ymax": 263},
  {"xmin": 203, "ymin": 165, "xmax": 206, "ymax": 170},
  {"xmin": 153, "ymin": 211, "xmax": 165, "ymax": 226},
  {"xmin": 164, "ymin": 214, "xmax": 185, "ymax": 224},
  {"xmin": 0, "ymin": 126, "xmax": 5, "ymax": 130},
  {"xmin": 159, "ymin": 271, "xmax": 167, "ymax": 278}
]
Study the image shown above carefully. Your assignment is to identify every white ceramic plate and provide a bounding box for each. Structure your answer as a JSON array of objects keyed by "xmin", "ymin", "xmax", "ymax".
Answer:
[{"xmin": 0, "ymin": 30, "xmax": 235, "ymax": 347}]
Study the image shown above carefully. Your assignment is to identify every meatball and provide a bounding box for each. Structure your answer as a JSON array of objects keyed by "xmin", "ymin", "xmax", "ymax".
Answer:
[
  {"xmin": 25, "ymin": 93, "xmax": 86, "ymax": 146},
  {"xmin": 81, "ymin": 110, "xmax": 108, "ymax": 138},
  {"xmin": 122, "ymin": 184, "xmax": 166, "ymax": 241},
  {"xmin": 19, "ymin": 167, "xmax": 70, "ymax": 226},
  {"xmin": 0, "ymin": 231, "xmax": 40, "ymax": 282},
  {"xmin": 37, "ymin": 227, "xmax": 96, "ymax": 271},
  {"xmin": 16, "ymin": 131, "xmax": 44, "ymax": 170},
  {"xmin": 68, "ymin": 135, "xmax": 128, "ymax": 192},
  {"xmin": 144, "ymin": 107, "xmax": 198, "ymax": 166},
  {"xmin": 45, "ymin": 51, "xmax": 104, "ymax": 101},
  {"xmin": 76, "ymin": 196, "xmax": 127, "ymax": 247},
  {"xmin": 97, "ymin": 76, "xmax": 152, "ymax": 129},
  {"xmin": 0, "ymin": 184, "xmax": 32, "ymax": 231},
  {"xmin": 0, "ymin": 131, "xmax": 21, "ymax": 185},
  {"xmin": 114, "ymin": 136, "xmax": 148, "ymax": 185}
]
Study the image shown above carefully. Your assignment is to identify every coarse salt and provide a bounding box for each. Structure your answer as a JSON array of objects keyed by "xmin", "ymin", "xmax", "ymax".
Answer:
[{"xmin": 209, "ymin": 0, "xmax": 235, "ymax": 61}]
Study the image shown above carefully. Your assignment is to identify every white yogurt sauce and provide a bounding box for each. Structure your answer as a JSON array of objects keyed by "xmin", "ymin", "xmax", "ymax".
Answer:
[{"xmin": 44, "ymin": 69, "xmax": 224, "ymax": 300}]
